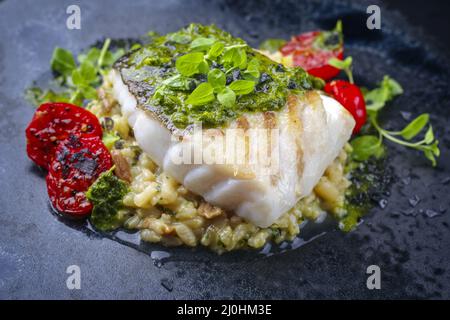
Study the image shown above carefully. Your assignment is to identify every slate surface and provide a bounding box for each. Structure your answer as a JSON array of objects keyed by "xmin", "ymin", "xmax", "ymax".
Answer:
[{"xmin": 0, "ymin": 0, "xmax": 449, "ymax": 299}]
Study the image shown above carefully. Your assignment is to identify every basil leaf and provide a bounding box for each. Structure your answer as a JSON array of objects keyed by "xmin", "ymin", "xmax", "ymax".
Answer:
[
  {"xmin": 222, "ymin": 47, "xmax": 247, "ymax": 69},
  {"xmin": 259, "ymin": 39, "xmax": 286, "ymax": 53},
  {"xmin": 207, "ymin": 42, "xmax": 225, "ymax": 58},
  {"xmin": 186, "ymin": 83, "xmax": 215, "ymax": 106},
  {"xmin": 217, "ymin": 87, "xmax": 236, "ymax": 108},
  {"xmin": 176, "ymin": 52, "xmax": 204, "ymax": 76},
  {"xmin": 190, "ymin": 37, "xmax": 216, "ymax": 51},
  {"xmin": 350, "ymin": 135, "xmax": 384, "ymax": 161},
  {"xmin": 229, "ymin": 80, "xmax": 255, "ymax": 95},
  {"xmin": 51, "ymin": 48, "xmax": 77, "ymax": 77},
  {"xmin": 243, "ymin": 58, "xmax": 260, "ymax": 80},
  {"xmin": 207, "ymin": 69, "xmax": 226, "ymax": 91},
  {"xmin": 400, "ymin": 113, "xmax": 429, "ymax": 140}
]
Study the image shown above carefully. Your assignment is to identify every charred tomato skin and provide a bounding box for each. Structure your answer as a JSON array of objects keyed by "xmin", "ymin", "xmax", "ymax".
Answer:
[
  {"xmin": 46, "ymin": 135, "xmax": 113, "ymax": 217},
  {"xmin": 280, "ymin": 30, "xmax": 343, "ymax": 81},
  {"xmin": 26, "ymin": 102, "xmax": 102, "ymax": 169},
  {"xmin": 324, "ymin": 80, "xmax": 367, "ymax": 134}
]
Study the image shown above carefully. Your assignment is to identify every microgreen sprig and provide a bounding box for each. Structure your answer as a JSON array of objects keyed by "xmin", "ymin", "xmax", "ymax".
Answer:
[
  {"xmin": 27, "ymin": 39, "xmax": 125, "ymax": 107},
  {"xmin": 329, "ymin": 56, "xmax": 354, "ymax": 84},
  {"xmin": 328, "ymin": 55, "xmax": 439, "ymax": 166},
  {"xmin": 357, "ymin": 76, "xmax": 439, "ymax": 166}
]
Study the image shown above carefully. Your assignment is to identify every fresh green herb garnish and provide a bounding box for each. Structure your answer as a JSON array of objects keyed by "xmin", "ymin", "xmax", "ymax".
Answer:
[
  {"xmin": 350, "ymin": 135, "xmax": 384, "ymax": 161},
  {"xmin": 171, "ymin": 39, "xmax": 256, "ymax": 107},
  {"xmin": 143, "ymin": 24, "xmax": 321, "ymax": 128},
  {"xmin": 357, "ymin": 76, "xmax": 439, "ymax": 166},
  {"xmin": 185, "ymin": 82, "xmax": 215, "ymax": 106},
  {"xmin": 86, "ymin": 168, "xmax": 129, "ymax": 231},
  {"xmin": 207, "ymin": 69, "xmax": 226, "ymax": 91},
  {"xmin": 217, "ymin": 87, "xmax": 236, "ymax": 108},
  {"xmin": 27, "ymin": 39, "xmax": 125, "ymax": 107},
  {"xmin": 228, "ymin": 80, "xmax": 255, "ymax": 95},
  {"xmin": 328, "ymin": 56, "xmax": 354, "ymax": 84},
  {"xmin": 175, "ymin": 52, "xmax": 205, "ymax": 76},
  {"xmin": 329, "ymin": 55, "xmax": 439, "ymax": 166},
  {"xmin": 51, "ymin": 48, "xmax": 77, "ymax": 77}
]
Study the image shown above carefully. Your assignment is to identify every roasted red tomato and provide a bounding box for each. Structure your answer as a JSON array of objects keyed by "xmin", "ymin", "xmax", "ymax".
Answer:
[
  {"xmin": 324, "ymin": 80, "xmax": 367, "ymax": 134},
  {"xmin": 280, "ymin": 23, "xmax": 343, "ymax": 80},
  {"xmin": 46, "ymin": 135, "xmax": 113, "ymax": 216},
  {"xmin": 26, "ymin": 102, "xmax": 102, "ymax": 169}
]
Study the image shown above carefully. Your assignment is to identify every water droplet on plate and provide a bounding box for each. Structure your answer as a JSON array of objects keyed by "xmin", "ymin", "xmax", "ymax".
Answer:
[
  {"xmin": 378, "ymin": 199, "xmax": 388, "ymax": 209},
  {"xmin": 408, "ymin": 195, "xmax": 420, "ymax": 207},
  {"xmin": 425, "ymin": 209, "xmax": 440, "ymax": 218},
  {"xmin": 400, "ymin": 111, "xmax": 412, "ymax": 121},
  {"xmin": 401, "ymin": 209, "xmax": 417, "ymax": 216},
  {"xmin": 151, "ymin": 250, "xmax": 171, "ymax": 268}
]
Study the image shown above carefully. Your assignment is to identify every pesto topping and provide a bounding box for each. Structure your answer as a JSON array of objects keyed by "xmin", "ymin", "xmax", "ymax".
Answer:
[
  {"xmin": 86, "ymin": 168, "xmax": 129, "ymax": 231},
  {"xmin": 116, "ymin": 24, "xmax": 323, "ymax": 128}
]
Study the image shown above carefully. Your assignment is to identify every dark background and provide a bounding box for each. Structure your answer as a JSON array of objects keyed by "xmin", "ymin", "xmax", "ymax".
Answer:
[
  {"xmin": 0, "ymin": 0, "xmax": 449, "ymax": 299},
  {"xmin": 384, "ymin": 0, "xmax": 450, "ymax": 57}
]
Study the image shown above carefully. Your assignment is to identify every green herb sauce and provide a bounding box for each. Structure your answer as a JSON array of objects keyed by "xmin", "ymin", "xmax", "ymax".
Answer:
[
  {"xmin": 340, "ymin": 157, "xmax": 393, "ymax": 231},
  {"xmin": 116, "ymin": 23, "xmax": 324, "ymax": 128}
]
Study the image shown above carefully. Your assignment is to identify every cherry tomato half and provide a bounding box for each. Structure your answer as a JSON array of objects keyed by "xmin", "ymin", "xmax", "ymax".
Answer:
[
  {"xmin": 26, "ymin": 102, "xmax": 102, "ymax": 169},
  {"xmin": 46, "ymin": 135, "xmax": 113, "ymax": 217},
  {"xmin": 280, "ymin": 27, "xmax": 343, "ymax": 80},
  {"xmin": 324, "ymin": 80, "xmax": 367, "ymax": 134}
]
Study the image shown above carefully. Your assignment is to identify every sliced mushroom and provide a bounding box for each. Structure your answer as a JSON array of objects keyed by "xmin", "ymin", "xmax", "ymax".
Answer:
[{"xmin": 111, "ymin": 150, "xmax": 132, "ymax": 183}]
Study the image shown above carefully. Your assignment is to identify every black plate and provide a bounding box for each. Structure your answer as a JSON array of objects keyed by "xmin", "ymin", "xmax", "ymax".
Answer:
[{"xmin": 0, "ymin": 0, "xmax": 449, "ymax": 299}]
